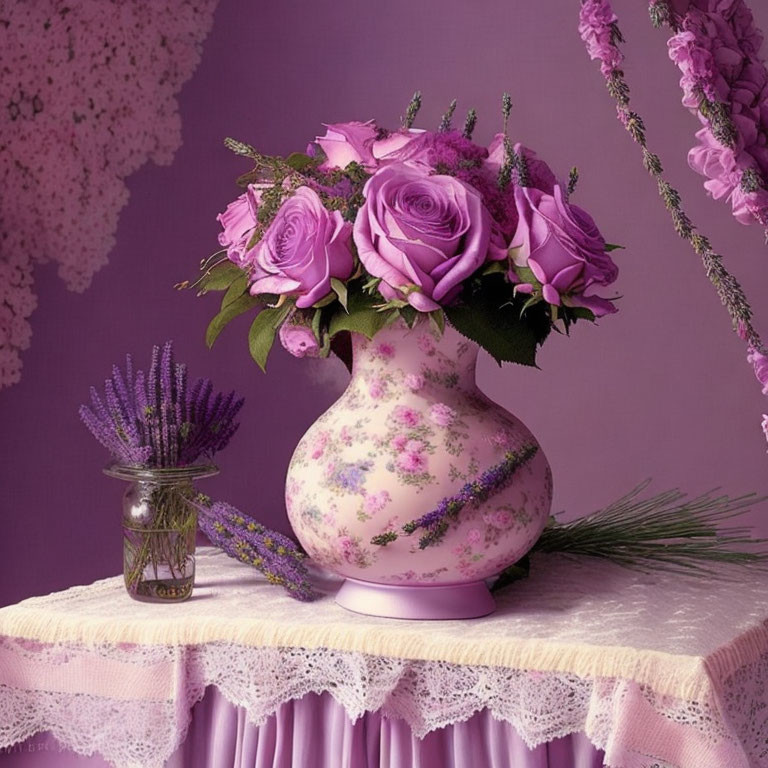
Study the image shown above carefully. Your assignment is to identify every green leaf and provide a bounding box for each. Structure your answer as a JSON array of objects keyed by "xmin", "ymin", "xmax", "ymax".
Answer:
[
  {"xmin": 444, "ymin": 286, "xmax": 550, "ymax": 367},
  {"xmin": 513, "ymin": 265, "xmax": 539, "ymax": 285},
  {"xmin": 328, "ymin": 288, "xmax": 391, "ymax": 340},
  {"xmin": 312, "ymin": 308, "xmax": 323, "ymax": 341},
  {"xmin": 206, "ymin": 293, "xmax": 261, "ymax": 348},
  {"xmin": 605, "ymin": 243, "xmax": 624, "ymax": 252},
  {"xmin": 330, "ymin": 278, "xmax": 348, "ymax": 312},
  {"xmin": 429, "ymin": 310, "xmax": 446, "ymax": 336},
  {"xmin": 221, "ymin": 274, "xmax": 249, "ymax": 308},
  {"xmin": 362, "ymin": 276, "xmax": 382, "ymax": 296},
  {"xmin": 198, "ymin": 261, "xmax": 247, "ymax": 294},
  {"xmin": 568, "ymin": 306, "xmax": 596, "ymax": 322},
  {"xmin": 247, "ymin": 303, "xmax": 294, "ymax": 372},
  {"xmin": 312, "ymin": 292, "xmax": 337, "ymax": 308},
  {"xmin": 481, "ymin": 261, "xmax": 507, "ymax": 276},
  {"xmin": 399, "ymin": 305, "xmax": 419, "ymax": 329},
  {"xmin": 284, "ymin": 152, "xmax": 315, "ymax": 172}
]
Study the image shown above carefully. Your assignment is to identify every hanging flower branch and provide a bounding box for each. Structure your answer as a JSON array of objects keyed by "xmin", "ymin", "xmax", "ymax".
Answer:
[
  {"xmin": 578, "ymin": 0, "xmax": 768, "ymax": 447},
  {"xmin": 0, "ymin": 0, "xmax": 218, "ymax": 390},
  {"xmin": 653, "ymin": 0, "xmax": 768, "ymax": 234}
]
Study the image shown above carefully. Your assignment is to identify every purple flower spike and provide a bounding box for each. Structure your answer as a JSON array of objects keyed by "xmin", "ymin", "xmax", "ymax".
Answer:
[{"xmin": 80, "ymin": 341, "xmax": 243, "ymax": 467}]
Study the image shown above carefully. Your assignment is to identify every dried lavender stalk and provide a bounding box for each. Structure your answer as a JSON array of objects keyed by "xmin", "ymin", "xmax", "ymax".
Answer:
[
  {"xmin": 197, "ymin": 500, "xmax": 316, "ymax": 601},
  {"xmin": 371, "ymin": 445, "xmax": 538, "ymax": 550}
]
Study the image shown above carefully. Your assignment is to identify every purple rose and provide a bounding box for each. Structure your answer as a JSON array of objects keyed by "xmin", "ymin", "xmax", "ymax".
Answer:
[
  {"xmin": 279, "ymin": 322, "xmax": 320, "ymax": 358},
  {"xmin": 371, "ymin": 128, "xmax": 425, "ymax": 163},
  {"xmin": 485, "ymin": 136, "xmax": 558, "ymax": 194},
  {"xmin": 353, "ymin": 163, "xmax": 496, "ymax": 311},
  {"xmin": 217, "ymin": 185, "xmax": 262, "ymax": 267},
  {"xmin": 315, "ymin": 121, "xmax": 378, "ymax": 171},
  {"xmin": 510, "ymin": 184, "xmax": 618, "ymax": 316},
  {"xmin": 248, "ymin": 187, "xmax": 354, "ymax": 308}
]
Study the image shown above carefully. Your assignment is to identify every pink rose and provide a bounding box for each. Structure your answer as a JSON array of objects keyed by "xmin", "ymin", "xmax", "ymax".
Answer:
[
  {"xmin": 390, "ymin": 434, "xmax": 409, "ymax": 452},
  {"xmin": 364, "ymin": 490, "xmax": 391, "ymax": 515},
  {"xmin": 368, "ymin": 378, "xmax": 386, "ymax": 399},
  {"xmin": 375, "ymin": 342, "xmax": 395, "ymax": 359},
  {"xmin": 279, "ymin": 320, "xmax": 320, "ymax": 358},
  {"xmin": 491, "ymin": 509, "xmax": 513, "ymax": 528},
  {"xmin": 316, "ymin": 121, "xmax": 378, "ymax": 171},
  {"xmin": 354, "ymin": 162, "xmax": 496, "ymax": 311},
  {"xmin": 429, "ymin": 403, "xmax": 456, "ymax": 427},
  {"xmin": 466, "ymin": 528, "xmax": 482, "ymax": 545},
  {"xmin": 405, "ymin": 439, "xmax": 425, "ymax": 453},
  {"xmin": 216, "ymin": 185, "xmax": 261, "ymax": 267},
  {"xmin": 510, "ymin": 184, "xmax": 618, "ymax": 317},
  {"xmin": 248, "ymin": 187, "xmax": 354, "ymax": 308},
  {"xmin": 396, "ymin": 451, "xmax": 428, "ymax": 473},
  {"xmin": 392, "ymin": 405, "xmax": 421, "ymax": 428}
]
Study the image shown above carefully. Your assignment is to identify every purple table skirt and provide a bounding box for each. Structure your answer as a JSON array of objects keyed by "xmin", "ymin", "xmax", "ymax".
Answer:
[{"xmin": 0, "ymin": 688, "xmax": 606, "ymax": 768}]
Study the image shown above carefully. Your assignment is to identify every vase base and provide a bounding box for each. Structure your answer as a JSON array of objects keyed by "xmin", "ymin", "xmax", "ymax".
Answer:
[{"xmin": 335, "ymin": 577, "xmax": 496, "ymax": 620}]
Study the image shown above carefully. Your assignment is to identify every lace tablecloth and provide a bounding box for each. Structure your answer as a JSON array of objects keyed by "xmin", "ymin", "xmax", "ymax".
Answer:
[{"xmin": 0, "ymin": 548, "xmax": 766, "ymax": 768}]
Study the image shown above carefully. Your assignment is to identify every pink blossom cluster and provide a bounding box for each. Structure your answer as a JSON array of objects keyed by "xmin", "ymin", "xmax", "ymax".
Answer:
[
  {"xmin": 578, "ymin": 0, "xmax": 624, "ymax": 76},
  {"xmin": 0, "ymin": 0, "xmax": 217, "ymax": 388},
  {"xmin": 390, "ymin": 432, "xmax": 429, "ymax": 475},
  {"xmin": 667, "ymin": 0, "xmax": 768, "ymax": 226}
]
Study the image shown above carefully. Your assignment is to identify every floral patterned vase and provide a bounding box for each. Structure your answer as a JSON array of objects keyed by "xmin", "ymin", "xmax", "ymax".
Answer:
[{"xmin": 285, "ymin": 319, "xmax": 552, "ymax": 619}]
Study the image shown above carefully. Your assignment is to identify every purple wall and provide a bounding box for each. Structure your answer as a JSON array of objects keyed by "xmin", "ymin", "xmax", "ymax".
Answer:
[{"xmin": 2, "ymin": 0, "xmax": 768, "ymax": 606}]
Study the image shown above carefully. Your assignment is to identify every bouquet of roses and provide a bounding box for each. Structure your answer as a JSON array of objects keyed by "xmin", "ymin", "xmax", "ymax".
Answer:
[{"xmin": 195, "ymin": 94, "xmax": 620, "ymax": 370}]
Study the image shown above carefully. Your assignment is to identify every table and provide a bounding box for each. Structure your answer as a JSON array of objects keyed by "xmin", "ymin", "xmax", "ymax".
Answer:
[{"xmin": 0, "ymin": 547, "xmax": 766, "ymax": 768}]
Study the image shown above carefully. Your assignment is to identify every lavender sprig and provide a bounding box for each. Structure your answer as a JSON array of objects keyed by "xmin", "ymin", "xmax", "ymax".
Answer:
[
  {"xmin": 371, "ymin": 445, "xmax": 538, "ymax": 550},
  {"xmin": 80, "ymin": 342, "xmax": 243, "ymax": 467},
  {"xmin": 197, "ymin": 500, "xmax": 316, "ymax": 601}
]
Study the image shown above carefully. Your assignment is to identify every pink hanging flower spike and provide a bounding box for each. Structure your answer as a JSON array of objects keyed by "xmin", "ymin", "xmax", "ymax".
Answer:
[{"xmin": 579, "ymin": 0, "xmax": 768, "ymax": 452}]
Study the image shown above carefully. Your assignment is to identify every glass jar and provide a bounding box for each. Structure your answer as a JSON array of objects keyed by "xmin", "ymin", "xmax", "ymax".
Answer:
[{"xmin": 104, "ymin": 464, "xmax": 218, "ymax": 602}]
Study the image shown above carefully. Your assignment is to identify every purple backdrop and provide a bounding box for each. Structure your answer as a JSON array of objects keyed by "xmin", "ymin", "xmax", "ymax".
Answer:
[{"xmin": 2, "ymin": 0, "xmax": 768, "ymax": 607}]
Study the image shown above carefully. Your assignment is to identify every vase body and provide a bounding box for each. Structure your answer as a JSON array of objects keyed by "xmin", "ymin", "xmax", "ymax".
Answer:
[
  {"xmin": 285, "ymin": 320, "xmax": 552, "ymax": 618},
  {"xmin": 104, "ymin": 464, "xmax": 218, "ymax": 602}
]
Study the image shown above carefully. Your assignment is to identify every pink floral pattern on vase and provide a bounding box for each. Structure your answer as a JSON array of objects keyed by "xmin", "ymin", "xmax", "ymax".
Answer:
[
  {"xmin": 285, "ymin": 319, "xmax": 552, "ymax": 586},
  {"xmin": 0, "ymin": 0, "xmax": 218, "ymax": 388}
]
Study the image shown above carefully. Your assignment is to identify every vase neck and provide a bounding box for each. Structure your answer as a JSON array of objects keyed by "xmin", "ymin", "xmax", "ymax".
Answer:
[{"xmin": 351, "ymin": 318, "xmax": 479, "ymax": 393}]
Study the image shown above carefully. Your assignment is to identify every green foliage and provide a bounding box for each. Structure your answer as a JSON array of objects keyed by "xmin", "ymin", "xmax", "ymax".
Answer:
[
  {"xmin": 328, "ymin": 281, "xmax": 392, "ymax": 339},
  {"xmin": 429, "ymin": 309, "xmax": 446, "ymax": 335},
  {"xmin": 221, "ymin": 274, "xmax": 249, "ymax": 307},
  {"xmin": 444, "ymin": 275, "xmax": 551, "ymax": 367},
  {"xmin": 284, "ymin": 152, "xmax": 316, "ymax": 172},
  {"xmin": 206, "ymin": 293, "xmax": 261, "ymax": 349},
  {"xmin": 605, "ymin": 243, "xmax": 625, "ymax": 252},
  {"xmin": 248, "ymin": 302, "xmax": 294, "ymax": 372},
  {"xmin": 492, "ymin": 482, "xmax": 768, "ymax": 592},
  {"xmin": 197, "ymin": 261, "xmax": 246, "ymax": 294},
  {"xmin": 399, "ymin": 305, "xmax": 419, "ymax": 329},
  {"xmin": 330, "ymin": 278, "xmax": 348, "ymax": 312}
]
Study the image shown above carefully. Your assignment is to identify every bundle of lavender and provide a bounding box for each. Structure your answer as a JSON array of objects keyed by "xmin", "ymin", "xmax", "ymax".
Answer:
[
  {"xmin": 196, "ymin": 499, "xmax": 316, "ymax": 601},
  {"xmin": 80, "ymin": 341, "xmax": 243, "ymax": 468},
  {"xmin": 80, "ymin": 342, "xmax": 244, "ymax": 601}
]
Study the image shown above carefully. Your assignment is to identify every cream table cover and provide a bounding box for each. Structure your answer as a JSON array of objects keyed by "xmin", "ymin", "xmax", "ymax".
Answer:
[{"xmin": 0, "ymin": 547, "xmax": 766, "ymax": 768}]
